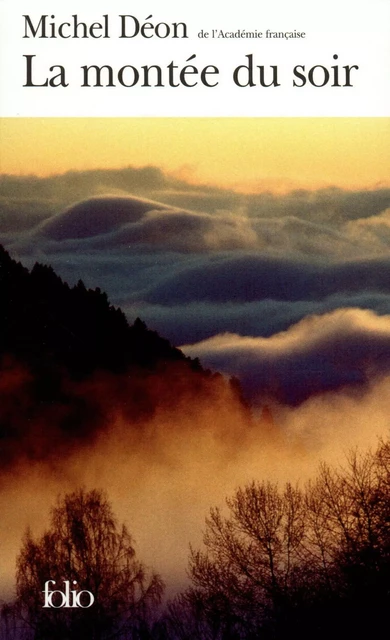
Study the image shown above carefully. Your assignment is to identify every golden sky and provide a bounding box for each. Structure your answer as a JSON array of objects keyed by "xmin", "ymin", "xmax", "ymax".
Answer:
[{"xmin": 1, "ymin": 118, "xmax": 389, "ymax": 192}]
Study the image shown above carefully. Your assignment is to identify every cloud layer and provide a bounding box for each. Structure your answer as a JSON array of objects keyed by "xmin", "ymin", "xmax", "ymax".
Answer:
[
  {"xmin": 181, "ymin": 308, "xmax": 390, "ymax": 404},
  {"xmin": 1, "ymin": 168, "xmax": 390, "ymax": 404}
]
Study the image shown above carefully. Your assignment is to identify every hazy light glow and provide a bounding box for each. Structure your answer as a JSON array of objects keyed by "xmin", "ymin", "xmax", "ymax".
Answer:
[{"xmin": 1, "ymin": 118, "xmax": 389, "ymax": 192}]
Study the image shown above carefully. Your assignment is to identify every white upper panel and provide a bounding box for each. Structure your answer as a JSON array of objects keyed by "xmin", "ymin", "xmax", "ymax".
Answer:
[{"xmin": 0, "ymin": 0, "xmax": 389, "ymax": 116}]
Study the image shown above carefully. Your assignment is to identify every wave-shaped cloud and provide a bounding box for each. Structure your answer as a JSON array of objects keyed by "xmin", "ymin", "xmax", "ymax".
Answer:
[
  {"xmin": 181, "ymin": 309, "xmax": 390, "ymax": 405},
  {"xmin": 143, "ymin": 254, "xmax": 390, "ymax": 304},
  {"xmin": 37, "ymin": 195, "xmax": 171, "ymax": 240},
  {"xmin": 1, "ymin": 171, "xmax": 389, "ymax": 256},
  {"xmin": 5, "ymin": 190, "xmax": 389, "ymax": 258},
  {"xmin": 1, "ymin": 169, "xmax": 389, "ymax": 228},
  {"xmin": 122, "ymin": 292, "xmax": 390, "ymax": 345}
]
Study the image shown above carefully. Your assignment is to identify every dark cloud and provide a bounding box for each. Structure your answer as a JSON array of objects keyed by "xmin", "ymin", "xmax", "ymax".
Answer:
[
  {"xmin": 1, "ymin": 170, "xmax": 389, "ymax": 236},
  {"xmin": 37, "ymin": 196, "xmax": 171, "ymax": 240},
  {"xmin": 181, "ymin": 309, "xmax": 390, "ymax": 405},
  {"xmin": 2, "ymin": 186, "xmax": 389, "ymax": 260},
  {"xmin": 121, "ymin": 292, "xmax": 390, "ymax": 344},
  {"xmin": 15, "ymin": 196, "xmax": 258, "ymax": 253},
  {"xmin": 0, "ymin": 196, "xmax": 53, "ymax": 232},
  {"xmin": 246, "ymin": 187, "xmax": 390, "ymax": 225},
  {"xmin": 143, "ymin": 255, "xmax": 390, "ymax": 304}
]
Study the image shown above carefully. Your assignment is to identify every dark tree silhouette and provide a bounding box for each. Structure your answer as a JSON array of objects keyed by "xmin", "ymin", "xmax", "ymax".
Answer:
[
  {"xmin": 15, "ymin": 488, "xmax": 164, "ymax": 640},
  {"xmin": 182, "ymin": 482, "xmax": 306, "ymax": 639},
  {"xmin": 166, "ymin": 439, "xmax": 390, "ymax": 640},
  {"xmin": 0, "ymin": 245, "xmax": 188, "ymax": 376}
]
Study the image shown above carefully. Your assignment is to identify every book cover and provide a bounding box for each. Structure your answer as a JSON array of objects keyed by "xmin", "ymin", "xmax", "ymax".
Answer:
[{"xmin": 0, "ymin": 1, "xmax": 389, "ymax": 638}]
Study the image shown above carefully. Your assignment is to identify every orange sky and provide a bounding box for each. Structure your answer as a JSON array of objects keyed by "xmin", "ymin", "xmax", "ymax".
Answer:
[{"xmin": 0, "ymin": 118, "xmax": 389, "ymax": 192}]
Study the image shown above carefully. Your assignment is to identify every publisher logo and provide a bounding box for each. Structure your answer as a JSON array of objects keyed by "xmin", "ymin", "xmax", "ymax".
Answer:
[{"xmin": 42, "ymin": 580, "xmax": 95, "ymax": 608}]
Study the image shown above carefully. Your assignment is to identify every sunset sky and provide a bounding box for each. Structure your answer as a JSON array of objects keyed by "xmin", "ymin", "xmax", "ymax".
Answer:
[{"xmin": 1, "ymin": 117, "xmax": 389, "ymax": 192}]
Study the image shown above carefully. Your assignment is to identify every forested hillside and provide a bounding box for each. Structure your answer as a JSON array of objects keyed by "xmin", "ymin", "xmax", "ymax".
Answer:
[{"xmin": 0, "ymin": 245, "xmax": 245, "ymax": 466}]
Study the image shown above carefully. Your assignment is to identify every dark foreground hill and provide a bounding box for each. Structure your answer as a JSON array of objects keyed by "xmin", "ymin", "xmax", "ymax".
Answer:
[
  {"xmin": 0, "ymin": 244, "xmax": 195, "ymax": 375},
  {"xmin": 0, "ymin": 245, "xmax": 247, "ymax": 466}
]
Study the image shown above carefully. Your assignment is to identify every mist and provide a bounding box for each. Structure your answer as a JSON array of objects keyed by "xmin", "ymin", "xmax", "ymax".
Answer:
[{"xmin": 1, "ymin": 371, "xmax": 388, "ymax": 601}]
